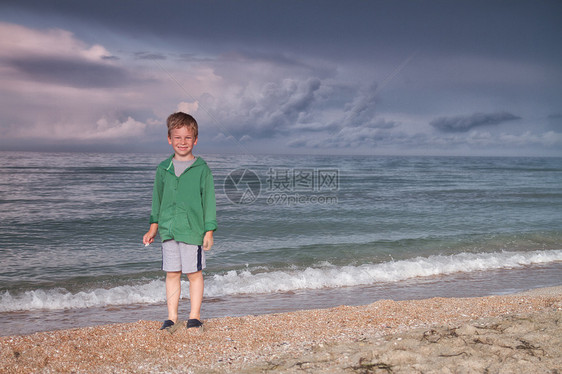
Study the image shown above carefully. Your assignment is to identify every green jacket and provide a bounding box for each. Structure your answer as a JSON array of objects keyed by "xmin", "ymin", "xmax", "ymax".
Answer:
[{"xmin": 150, "ymin": 155, "xmax": 217, "ymax": 245}]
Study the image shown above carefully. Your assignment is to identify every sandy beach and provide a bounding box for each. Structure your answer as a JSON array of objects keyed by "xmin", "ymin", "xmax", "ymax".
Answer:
[{"xmin": 1, "ymin": 286, "xmax": 561, "ymax": 373}]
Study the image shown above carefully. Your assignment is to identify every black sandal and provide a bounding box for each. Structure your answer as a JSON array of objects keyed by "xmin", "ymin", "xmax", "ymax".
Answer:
[
  {"xmin": 186, "ymin": 319, "xmax": 203, "ymax": 329},
  {"xmin": 159, "ymin": 319, "xmax": 175, "ymax": 330}
]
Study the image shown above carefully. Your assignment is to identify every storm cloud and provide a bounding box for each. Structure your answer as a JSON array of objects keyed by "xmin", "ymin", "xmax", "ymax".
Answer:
[
  {"xmin": 8, "ymin": 57, "xmax": 139, "ymax": 88},
  {"xmin": 0, "ymin": 1, "xmax": 561, "ymax": 156},
  {"xmin": 430, "ymin": 112, "xmax": 521, "ymax": 133}
]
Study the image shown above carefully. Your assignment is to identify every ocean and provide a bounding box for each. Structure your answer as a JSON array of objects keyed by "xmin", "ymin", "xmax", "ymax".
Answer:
[{"xmin": 1, "ymin": 151, "xmax": 561, "ymax": 336}]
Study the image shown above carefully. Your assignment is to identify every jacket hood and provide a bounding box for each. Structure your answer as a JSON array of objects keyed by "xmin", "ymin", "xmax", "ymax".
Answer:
[{"xmin": 159, "ymin": 155, "xmax": 207, "ymax": 174}]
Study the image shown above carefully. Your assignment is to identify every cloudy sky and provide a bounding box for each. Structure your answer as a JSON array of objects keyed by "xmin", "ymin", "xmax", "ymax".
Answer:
[{"xmin": 1, "ymin": 0, "xmax": 561, "ymax": 156}]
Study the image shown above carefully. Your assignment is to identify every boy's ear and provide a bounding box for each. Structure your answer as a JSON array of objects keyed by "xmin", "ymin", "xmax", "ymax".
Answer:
[
  {"xmin": 194, "ymin": 136, "xmax": 198, "ymax": 145},
  {"xmin": 167, "ymin": 135, "xmax": 172, "ymax": 145}
]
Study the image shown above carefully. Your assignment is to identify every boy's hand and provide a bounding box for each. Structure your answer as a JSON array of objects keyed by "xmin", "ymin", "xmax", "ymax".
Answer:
[
  {"xmin": 143, "ymin": 223, "xmax": 158, "ymax": 246},
  {"xmin": 203, "ymin": 231, "xmax": 214, "ymax": 251},
  {"xmin": 143, "ymin": 232, "xmax": 155, "ymax": 246}
]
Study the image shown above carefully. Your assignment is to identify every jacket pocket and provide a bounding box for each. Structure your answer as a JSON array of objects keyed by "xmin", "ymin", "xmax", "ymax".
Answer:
[
  {"xmin": 174, "ymin": 206, "xmax": 191, "ymax": 234},
  {"xmin": 180, "ymin": 213, "xmax": 192, "ymax": 231}
]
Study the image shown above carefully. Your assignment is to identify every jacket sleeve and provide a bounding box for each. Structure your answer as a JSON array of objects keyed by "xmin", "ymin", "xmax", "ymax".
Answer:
[
  {"xmin": 149, "ymin": 167, "xmax": 164, "ymax": 224},
  {"xmin": 202, "ymin": 168, "xmax": 217, "ymax": 232}
]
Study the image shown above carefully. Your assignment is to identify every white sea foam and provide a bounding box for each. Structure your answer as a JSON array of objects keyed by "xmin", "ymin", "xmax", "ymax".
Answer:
[
  {"xmin": 0, "ymin": 280, "xmax": 166, "ymax": 312},
  {"xmin": 205, "ymin": 249, "xmax": 562, "ymax": 296},
  {"xmin": 1, "ymin": 249, "xmax": 561, "ymax": 313}
]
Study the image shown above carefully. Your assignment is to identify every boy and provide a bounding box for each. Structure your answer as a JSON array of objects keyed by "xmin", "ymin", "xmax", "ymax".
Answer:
[{"xmin": 143, "ymin": 112, "xmax": 217, "ymax": 331}]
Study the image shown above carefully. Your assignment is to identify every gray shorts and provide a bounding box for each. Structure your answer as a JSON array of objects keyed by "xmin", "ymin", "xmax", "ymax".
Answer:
[{"xmin": 161, "ymin": 240, "xmax": 205, "ymax": 274}]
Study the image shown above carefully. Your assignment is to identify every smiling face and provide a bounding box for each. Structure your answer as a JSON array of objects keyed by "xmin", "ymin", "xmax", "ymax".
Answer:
[{"xmin": 168, "ymin": 126, "xmax": 198, "ymax": 161}]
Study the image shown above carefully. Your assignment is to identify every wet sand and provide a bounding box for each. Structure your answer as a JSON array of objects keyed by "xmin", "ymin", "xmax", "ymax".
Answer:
[{"xmin": 1, "ymin": 286, "xmax": 560, "ymax": 373}]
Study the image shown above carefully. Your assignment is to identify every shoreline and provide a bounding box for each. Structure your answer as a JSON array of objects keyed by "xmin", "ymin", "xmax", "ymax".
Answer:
[
  {"xmin": 1, "ymin": 286, "xmax": 561, "ymax": 373},
  {"xmin": 4, "ymin": 262, "xmax": 561, "ymax": 338}
]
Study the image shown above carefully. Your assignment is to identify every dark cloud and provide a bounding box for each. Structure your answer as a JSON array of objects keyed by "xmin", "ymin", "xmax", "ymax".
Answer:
[
  {"xmin": 288, "ymin": 122, "xmax": 340, "ymax": 133},
  {"xmin": 5, "ymin": 0, "xmax": 561, "ymax": 66},
  {"xmin": 340, "ymin": 83, "xmax": 380, "ymax": 128},
  {"xmin": 0, "ymin": 1, "xmax": 561, "ymax": 156},
  {"xmin": 4, "ymin": 0, "xmax": 561, "ymax": 62},
  {"xmin": 134, "ymin": 52, "xmax": 166, "ymax": 60},
  {"xmin": 286, "ymin": 125, "xmax": 400, "ymax": 150},
  {"xmin": 7, "ymin": 57, "xmax": 140, "ymax": 88},
  {"xmin": 430, "ymin": 112, "xmax": 521, "ymax": 133},
  {"xmin": 223, "ymin": 50, "xmax": 334, "ymax": 78},
  {"xmin": 202, "ymin": 77, "xmax": 322, "ymax": 139}
]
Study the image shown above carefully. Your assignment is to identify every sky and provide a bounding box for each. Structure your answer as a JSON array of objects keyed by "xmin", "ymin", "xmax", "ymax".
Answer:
[{"xmin": 1, "ymin": 0, "xmax": 561, "ymax": 156}]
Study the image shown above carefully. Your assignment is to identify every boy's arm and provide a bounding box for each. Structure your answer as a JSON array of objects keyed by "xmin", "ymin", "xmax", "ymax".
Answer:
[
  {"xmin": 202, "ymin": 168, "xmax": 216, "ymax": 251},
  {"xmin": 202, "ymin": 168, "xmax": 217, "ymax": 233},
  {"xmin": 144, "ymin": 167, "xmax": 163, "ymax": 246},
  {"xmin": 149, "ymin": 167, "xmax": 164, "ymax": 224}
]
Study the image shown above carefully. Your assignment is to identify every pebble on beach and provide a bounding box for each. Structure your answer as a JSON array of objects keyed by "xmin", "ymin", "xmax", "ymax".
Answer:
[{"xmin": 1, "ymin": 287, "xmax": 561, "ymax": 373}]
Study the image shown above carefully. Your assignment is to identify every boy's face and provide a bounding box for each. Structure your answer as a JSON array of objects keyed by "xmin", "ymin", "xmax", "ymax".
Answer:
[{"xmin": 168, "ymin": 126, "xmax": 198, "ymax": 160}]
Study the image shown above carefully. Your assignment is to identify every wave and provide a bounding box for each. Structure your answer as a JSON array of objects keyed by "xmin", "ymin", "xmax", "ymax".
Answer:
[
  {"xmin": 205, "ymin": 249, "xmax": 562, "ymax": 295},
  {"xmin": 1, "ymin": 249, "xmax": 561, "ymax": 313},
  {"xmin": 0, "ymin": 280, "xmax": 165, "ymax": 313}
]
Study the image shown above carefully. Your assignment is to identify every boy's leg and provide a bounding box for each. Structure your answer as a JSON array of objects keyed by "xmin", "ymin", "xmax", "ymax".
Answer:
[
  {"xmin": 186, "ymin": 270, "xmax": 204, "ymax": 320},
  {"xmin": 166, "ymin": 271, "xmax": 182, "ymax": 322}
]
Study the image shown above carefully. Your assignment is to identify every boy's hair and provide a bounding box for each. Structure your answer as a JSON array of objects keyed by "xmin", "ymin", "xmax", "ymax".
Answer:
[{"xmin": 167, "ymin": 112, "xmax": 198, "ymax": 138}]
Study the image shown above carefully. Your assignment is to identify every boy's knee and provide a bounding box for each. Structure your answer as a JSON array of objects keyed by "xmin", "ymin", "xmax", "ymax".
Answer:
[
  {"xmin": 187, "ymin": 270, "xmax": 203, "ymax": 281},
  {"xmin": 166, "ymin": 271, "xmax": 182, "ymax": 279}
]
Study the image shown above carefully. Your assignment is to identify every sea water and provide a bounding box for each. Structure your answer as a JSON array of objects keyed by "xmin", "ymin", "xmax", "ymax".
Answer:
[{"xmin": 0, "ymin": 151, "xmax": 561, "ymax": 336}]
